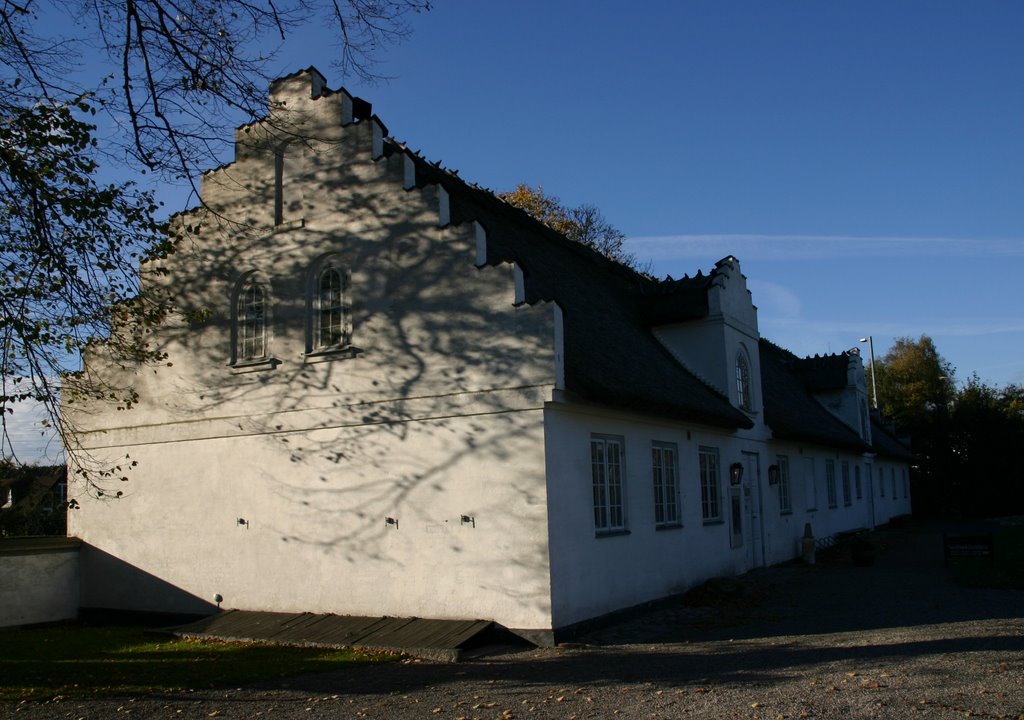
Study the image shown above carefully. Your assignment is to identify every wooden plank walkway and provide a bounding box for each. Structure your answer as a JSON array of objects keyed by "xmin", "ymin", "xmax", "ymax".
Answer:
[{"xmin": 171, "ymin": 610, "xmax": 493, "ymax": 662}]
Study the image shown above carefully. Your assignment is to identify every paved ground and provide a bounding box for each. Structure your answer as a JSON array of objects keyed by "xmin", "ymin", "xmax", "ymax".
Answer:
[{"xmin": 6, "ymin": 526, "xmax": 1023, "ymax": 719}]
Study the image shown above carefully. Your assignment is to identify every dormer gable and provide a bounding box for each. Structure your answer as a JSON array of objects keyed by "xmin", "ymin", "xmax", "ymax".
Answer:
[
  {"xmin": 650, "ymin": 257, "xmax": 764, "ymax": 419},
  {"xmin": 792, "ymin": 350, "xmax": 873, "ymax": 444}
]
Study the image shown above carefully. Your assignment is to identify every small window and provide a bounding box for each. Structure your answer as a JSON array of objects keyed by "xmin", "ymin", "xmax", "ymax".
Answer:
[
  {"xmin": 855, "ymin": 464, "xmax": 862, "ymax": 500},
  {"xmin": 652, "ymin": 442, "xmax": 680, "ymax": 527},
  {"xmin": 777, "ymin": 455, "xmax": 792, "ymax": 514},
  {"xmin": 591, "ymin": 435, "xmax": 626, "ymax": 534},
  {"xmin": 237, "ymin": 279, "xmax": 267, "ymax": 362},
  {"xmin": 891, "ymin": 467, "xmax": 897, "ymax": 499},
  {"xmin": 826, "ymin": 459, "xmax": 837, "ymax": 509},
  {"xmin": 699, "ymin": 446, "xmax": 721, "ymax": 522},
  {"xmin": 842, "ymin": 461, "xmax": 852, "ymax": 506},
  {"xmin": 735, "ymin": 352, "xmax": 753, "ymax": 411}
]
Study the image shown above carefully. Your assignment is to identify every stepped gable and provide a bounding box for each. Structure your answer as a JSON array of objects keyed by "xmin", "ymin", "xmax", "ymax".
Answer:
[
  {"xmin": 791, "ymin": 352, "xmax": 851, "ymax": 392},
  {"xmin": 633, "ymin": 272, "xmax": 714, "ymax": 326},
  {"xmin": 759, "ymin": 341, "xmax": 869, "ymax": 452},
  {"xmin": 386, "ymin": 135, "xmax": 751, "ymax": 430}
]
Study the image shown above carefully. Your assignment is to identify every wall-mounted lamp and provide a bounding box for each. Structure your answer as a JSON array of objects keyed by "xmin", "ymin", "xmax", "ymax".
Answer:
[
  {"xmin": 460, "ymin": 514, "xmax": 476, "ymax": 528},
  {"xmin": 768, "ymin": 464, "xmax": 780, "ymax": 485},
  {"xmin": 237, "ymin": 518, "xmax": 249, "ymax": 529},
  {"xmin": 729, "ymin": 462, "xmax": 744, "ymax": 486},
  {"xmin": 385, "ymin": 516, "xmax": 399, "ymax": 529}
]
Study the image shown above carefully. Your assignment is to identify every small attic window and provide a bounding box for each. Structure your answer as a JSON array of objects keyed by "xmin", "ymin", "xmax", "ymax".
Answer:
[{"xmin": 736, "ymin": 351, "xmax": 753, "ymax": 411}]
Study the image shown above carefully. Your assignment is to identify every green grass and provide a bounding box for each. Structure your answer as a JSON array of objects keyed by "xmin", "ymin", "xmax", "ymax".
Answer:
[{"xmin": 0, "ymin": 624, "xmax": 395, "ymax": 701}]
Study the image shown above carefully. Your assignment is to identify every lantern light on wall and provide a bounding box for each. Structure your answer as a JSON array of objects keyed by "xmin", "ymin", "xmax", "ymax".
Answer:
[{"xmin": 729, "ymin": 462, "xmax": 744, "ymax": 485}]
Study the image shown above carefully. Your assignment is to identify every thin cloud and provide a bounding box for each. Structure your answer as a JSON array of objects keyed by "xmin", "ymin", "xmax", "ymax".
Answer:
[{"xmin": 627, "ymin": 234, "xmax": 1024, "ymax": 263}]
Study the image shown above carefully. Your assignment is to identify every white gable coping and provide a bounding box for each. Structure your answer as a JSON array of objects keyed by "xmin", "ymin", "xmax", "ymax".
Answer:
[
  {"xmin": 553, "ymin": 303, "xmax": 565, "ymax": 391},
  {"xmin": 474, "ymin": 221, "xmax": 487, "ymax": 267},
  {"xmin": 512, "ymin": 263, "xmax": 526, "ymax": 306},
  {"xmin": 403, "ymin": 153, "xmax": 416, "ymax": 190},
  {"xmin": 437, "ymin": 185, "xmax": 451, "ymax": 227}
]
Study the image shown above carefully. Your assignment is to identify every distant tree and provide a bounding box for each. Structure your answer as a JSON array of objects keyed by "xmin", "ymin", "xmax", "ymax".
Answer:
[
  {"xmin": 874, "ymin": 335, "xmax": 956, "ymax": 430},
  {"xmin": 875, "ymin": 336, "xmax": 1024, "ymax": 518},
  {"xmin": 0, "ymin": 0, "xmax": 430, "ymax": 487},
  {"xmin": 499, "ymin": 184, "xmax": 645, "ymax": 271}
]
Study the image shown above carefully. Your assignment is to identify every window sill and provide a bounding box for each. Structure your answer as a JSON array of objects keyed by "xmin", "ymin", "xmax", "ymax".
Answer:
[
  {"xmin": 655, "ymin": 522, "xmax": 683, "ymax": 532},
  {"xmin": 303, "ymin": 345, "xmax": 362, "ymax": 363},
  {"xmin": 271, "ymin": 218, "xmax": 305, "ymax": 233},
  {"xmin": 229, "ymin": 357, "xmax": 280, "ymax": 373},
  {"xmin": 594, "ymin": 529, "xmax": 630, "ymax": 539}
]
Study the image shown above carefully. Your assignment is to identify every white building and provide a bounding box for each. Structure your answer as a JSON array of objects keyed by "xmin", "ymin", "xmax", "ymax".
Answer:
[{"xmin": 67, "ymin": 68, "xmax": 912, "ymax": 644}]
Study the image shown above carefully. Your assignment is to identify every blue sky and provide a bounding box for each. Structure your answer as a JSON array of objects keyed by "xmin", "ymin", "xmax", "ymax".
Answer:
[
  {"xmin": 277, "ymin": 0, "xmax": 1022, "ymax": 386},
  {"xmin": 13, "ymin": 1, "xmax": 1024, "ymax": 461}
]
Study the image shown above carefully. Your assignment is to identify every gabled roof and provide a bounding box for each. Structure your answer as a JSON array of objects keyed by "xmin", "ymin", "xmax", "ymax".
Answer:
[
  {"xmin": 759, "ymin": 342, "xmax": 870, "ymax": 453},
  {"xmin": 392, "ymin": 143, "xmax": 753, "ymax": 430}
]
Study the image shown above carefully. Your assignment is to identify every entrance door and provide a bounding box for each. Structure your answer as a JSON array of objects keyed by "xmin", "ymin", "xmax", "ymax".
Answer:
[{"xmin": 743, "ymin": 451, "xmax": 766, "ymax": 568}]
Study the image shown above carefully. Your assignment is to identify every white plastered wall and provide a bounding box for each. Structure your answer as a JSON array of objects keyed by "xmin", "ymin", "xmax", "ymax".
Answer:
[{"xmin": 67, "ymin": 71, "xmax": 559, "ymax": 632}]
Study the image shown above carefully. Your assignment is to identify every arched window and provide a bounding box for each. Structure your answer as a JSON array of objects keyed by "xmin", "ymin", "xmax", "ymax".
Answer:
[
  {"xmin": 237, "ymin": 280, "xmax": 267, "ymax": 362},
  {"xmin": 306, "ymin": 259, "xmax": 352, "ymax": 354},
  {"xmin": 735, "ymin": 351, "xmax": 753, "ymax": 411},
  {"xmin": 317, "ymin": 266, "xmax": 347, "ymax": 349}
]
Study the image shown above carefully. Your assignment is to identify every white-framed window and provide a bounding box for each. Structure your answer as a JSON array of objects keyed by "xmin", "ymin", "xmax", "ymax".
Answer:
[
  {"xmin": 735, "ymin": 351, "xmax": 753, "ymax": 411},
  {"xmin": 235, "ymin": 277, "xmax": 268, "ymax": 363},
  {"xmin": 826, "ymin": 459, "xmax": 837, "ymax": 509},
  {"xmin": 855, "ymin": 464, "xmax": 862, "ymax": 500},
  {"xmin": 307, "ymin": 259, "xmax": 352, "ymax": 354},
  {"xmin": 591, "ymin": 434, "xmax": 626, "ymax": 534},
  {"xmin": 841, "ymin": 461, "xmax": 852, "ymax": 506},
  {"xmin": 891, "ymin": 467, "xmax": 897, "ymax": 499},
  {"xmin": 652, "ymin": 441, "xmax": 680, "ymax": 527},
  {"xmin": 699, "ymin": 446, "xmax": 721, "ymax": 522},
  {"xmin": 777, "ymin": 455, "xmax": 792, "ymax": 514},
  {"xmin": 803, "ymin": 456, "xmax": 817, "ymax": 511},
  {"xmin": 317, "ymin": 265, "xmax": 349, "ymax": 348}
]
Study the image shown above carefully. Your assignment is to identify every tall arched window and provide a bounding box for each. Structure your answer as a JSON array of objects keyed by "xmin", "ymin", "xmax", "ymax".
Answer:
[
  {"xmin": 306, "ymin": 259, "xmax": 351, "ymax": 355},
  {"xmin": 318, "ymin": 266, "xmax": 347, "ymax": 349},
  {"xmin": 237, "ymin": 280, "xmax": 267, "ymax": 361},
  {"xmin": 736, "ymin": 351, "xmax": 753, "ymax": 411}
]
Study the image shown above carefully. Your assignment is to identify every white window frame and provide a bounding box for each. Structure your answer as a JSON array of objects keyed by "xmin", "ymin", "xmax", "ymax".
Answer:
[
  {"xmin": 803, "ymin": 456, "xmax": 817, "ymax": 511},
  {"xmin": 591, "ymin": 434, "xmax": 627, "ymax": 534},
  {"xmin": 235, "ymin": 278, "xmax": 268, "ymax": 363},
  {"xmin": 826, "ymin": 459, "xmax": 837, "ymax": 509},
  {"xmin": 735, "ymin": 351, "xmax": 753, "ymax": 411},
  {"xmin": 652, "ymin": 441, "xmax": 681, "ymax": 528},
  {"xmin": 777, "ymin": 455, "xmax": 792, "ymax": 514},
  {"xmin": 699, "ymin": 446, "xmax": 721, "ymax": 523},
  {"xmin": 307, "ymin": 259, "xmax": 353, "ymax": 355},
  {"xmin": 841, "ymin": 460, "xmax": 852, "ymax": 506}
]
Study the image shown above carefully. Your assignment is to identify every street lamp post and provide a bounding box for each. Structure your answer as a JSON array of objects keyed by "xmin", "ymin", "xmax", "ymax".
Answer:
[{"xmin": 859, "ymin": 336, "xmax": 878, "ymax": 409}]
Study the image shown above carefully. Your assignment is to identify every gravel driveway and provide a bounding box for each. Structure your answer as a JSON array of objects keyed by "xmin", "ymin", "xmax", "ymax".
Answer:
[{"xmin": 7, "ymin": 526, "xmax": 1023, "ymax": 719}]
